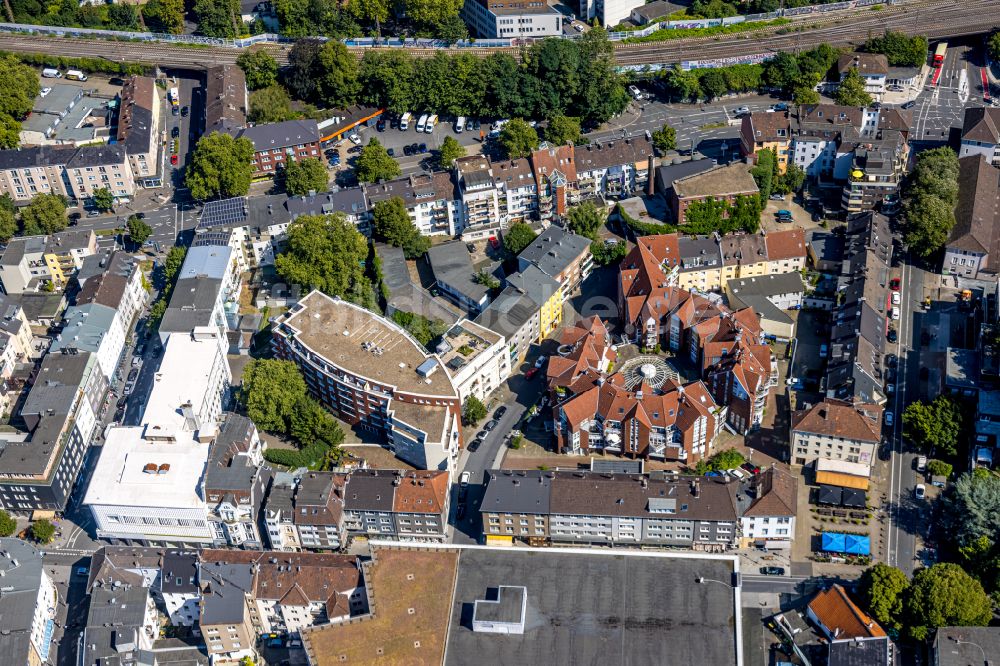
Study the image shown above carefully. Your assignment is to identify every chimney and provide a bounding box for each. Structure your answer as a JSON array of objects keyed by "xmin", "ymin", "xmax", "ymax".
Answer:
[
  {"xmin": 692, "ymin": 479, "xmax": 701, "ymax": 498},
  {"xmin": 646, "ymin": 155, "xmax": 656, "ymax": 196}
]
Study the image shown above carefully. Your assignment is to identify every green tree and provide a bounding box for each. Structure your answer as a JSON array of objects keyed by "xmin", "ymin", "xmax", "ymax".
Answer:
[
  {"xmin": 590, "ymin": 239, "xmax": 628, "ymax": 266},
  {"xmin": 926, "ymin": 459, "xmax": 953, "ymax": 478},
  {"xmin": 728, "ymin": 195, "xmax": 762, "ymax": 233},
  {"xmin": 185, "ymin": 132, "xmax": 255, "ymax": 201},
  {"xmin": 661, "ymin": 65, "xmax": 701, "ymax": 102},
  {"xmin": 906, "ymin": 563, "xmax": 992, "ymax": 640},
  {"xmin": 372, "ymin": 197, "xmax": 429, "ymax": 259},
  {"xmin": 902, "ymin": 395, "xmax": 963, "ymax": 457},
  {"xmin": 358, "ymin": 50, "xmax": 416, "ymax": 115},
  {"xmin": 349, "ymin": 0, "xmax": 390, "ymax": 35},
  {"xmin": 750, "ymin": 148, "xmax": 776, "ymax": 200},
  {"xmin": 127, "ymin": 215, "xmax": 152, "ymax": 245},
  {"xmin": 92, "ymin": 187, "xmax": 115, "ymax": 212},
  {"xmin": 793, "ymin": 86, "xmax": 821, "ymax": 106},
  {"xmin": 776, "ymin": 163, "xmax": 806, "ymax": 194},
  {"xmin": 318, "ymin": 41, "xmax": 361, "ymax": 109},
  {"xmin": 275, "ymin": 213, "xmax": 370, "ymax": 300},
  {"xmin": 474, "ymin": 269, "xmax": 500, "ymax": 290},
  {"xmin": 710, "ymin": 447, "xmax": 744, "ymax": 470},
  {"xmin": 544, "ymin": 115, "xmax": 581, "ymax": 146},
  {"xmin": 284, "ymin": 38, "xmax": 324, "ymax": 101},
  {"xmin": 355, "ymin": 137, "xmax": 401, "ymax": 184},
  {"xmin": 864, "ymin": 31, "xmax": 929, "ymax": 67},
  {"xmin": 698, "ymin": 69, "xmax": 728, "ymax": 100},
  {"xmin": 249, "ymin": 85, "xmax": 299, "ymax": 124},
  {"xmin": 403, "ymin": 0, "xmax": 463, "ymax": 31},
  {"xmin": 575, "ymin": 27, "xmax": 630, "ymax": 124},
  {"xmin": 284, "ymin": 157, "xmax": 329, "ymax": 196},
  {"xmin": 566, "ymin": 201, "xmax": 605, "ymax": 240},
  {"xmin": 0, "ymin": 508, "xmax": 15, "ymax": 537},
  {"xmin": 391, "ymin": 310, "xmax": 448, "ymax": 346},
  {"xmin": 237, "ymin": 50, "xmax": 278, "ymax": 90},
  {"xmin": 940, "ymin": 472, "xmax": 1000, "ymax": 546},
  {"xmin": 0, "ymin": 115, "xmax": 19, "ymax": 150},
  {"xmin": 503, "ymin": 222, "xmax": 537, "ymax": 255},
  {"xmin": 20, "ymin": 193, "xmax": 67, "ymax": 236},
  {"xmin": 241, "ymin": 358, "xmax": 312, "ymax": 433},
  {"xmin": 29, "ymin": 519, "xmax": 55, "ymax": 544},
  {"xmin": 651, "ymin": 124, "xmax": 677, "ymax": 154},
  {"xmin": 194, "ymin": 0, "xmax": 241, "ymax": 38},
  {"xmin": 990, "ymin": 32, "xmax": 1000, "ymax": 63},
  {"xmin": 463, "ymin": 395, "xmax": 487, "ymax": 425},
  {"xmin": 142, "ymin": 0, "xmax": 186, "ymax": 33},
  {"xmin": 437, "ymin": 136, "xmax": 466, "ymax": 169},
  {"xmin": 834, "ymin": 68, "xmax": 874, "ymax": 107},
  {"xmin": 498, "ymin": 119, "xmax": 540, "ymax": 159},
  {"xmin": 0, "ymin": 55, "xmax": 40, "ymax": 120},
  {"xmin": 857, "ymin": 563, "xmax": 910, "ymax": 632},
  {"xmin": 107, "ymin": 3, "xmax": 141, "ymax": 30},
  {"xmin": 903, "ymin": 146, "xmax": 960, "ymax": 258},
  {"xmin": 0, "ymin": 207, "xmax": 15, "ymax": 243}
]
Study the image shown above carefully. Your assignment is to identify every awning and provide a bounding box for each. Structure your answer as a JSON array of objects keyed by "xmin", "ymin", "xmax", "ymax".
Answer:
[
  {"xmin": 816, "ymin": 470, "xmax": 870, "ymax": 491},
  {"xmin": 32, "ymin": 510, "xmax": 56, "ymax": 520},
  {"xmin": 486, "ymin": 535, "xmax": 514, "ymax": 546},
  {"xmin": 821, "ymin": 532, "xmax": 871, "ymax": 555},
  {"xmin": 817, "ymin": 485, "xmax": 843, "ymax": 505},
  {"xmin": 841, "ymin": 488, "xmax": 867, "ymax": 508}
]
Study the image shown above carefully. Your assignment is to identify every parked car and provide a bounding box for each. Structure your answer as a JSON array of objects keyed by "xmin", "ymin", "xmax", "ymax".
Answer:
[
  {"xmin": 769, "ymin": 194, "xmax": 785, "ymax": 201},
  {"xmin": 534, "ymin": 355, "xmax": 548, "ymax": 369},
  {"xmin": 180, "ymin": 106, "xmax": 189, "ymax": 117},
  {"xmin": 891, "ymin": 306, "xmax": 900, "ymax": 320},
  {"xmin": 525, "ymin": 367, "xmax": 538, "ymax": 379},
  {"xmin": 171, "ymin": 126, "xmax": 180, "ymax": 138},
  {"xmin": 887, "ymin": 328, "xmax": 898, "ymax": 343},
  {"xmin": 884, "ymin": 411, "xmax": 894, "ymax": 427},
  {"xmin": 914, "ymin": 483, "xmax": 926, "ymax": 500},
  {"xmin": 494, "ymin": 406, "xmax": 507, "ymax": 419},
  {"xmin": 886, "ymin": 353, "xmax": 897, "ymax": 368},
  {"xmin": 376, "ymin": 119, "xmax": 386, "ymax": 132},
  {"xmin": 916, "ymin": 455, "xmax": 927, "ymax": 472},
  {"xmin": 348, "ymin": 133, "xmax": 362, "ymax": 145},
  {"xmin": 890, "ymin": 277, "xmax": 901, "ymax": 291},
  {"xmin": 170, "ymin": 154, "xmax": 179, "ymax": 165},
  {"xmin": 467, "ymin": 438, "xmax": 482, "ymax": 453},
  {"xmin": 403, "ymin": 144, "xmax": 413, "ymax": 156},
  {"xmin": 733, "ymin": 105, "xmax": 750, "ymax": 117},
  {"xmin": 892, "ymin": 292, "xmax": 901, "ymax": 305},
  {"xmin": 418, "ymin": 143, "xmax": 427, "ymax": 153},
  {"xmin": 759, "ymin": 566, "xmax": 785, "ymax": 576},
  {"xmin": 628, "ymin": 85, "xmax": 642, "ymax": 100},
  {"xmin": 771, "ymin": 102, "xmax": 789, "ymax": 111},
  {"xmin": 387, "ymin": 148, "xmax": 394, "ymax": 157},
  {"xmin": 460, "ymin": 471, "xmax": 471, "ymax": 486},
  {"xmin": 483, "ymin": 419, "xmax": 499, "ymax": 431}
]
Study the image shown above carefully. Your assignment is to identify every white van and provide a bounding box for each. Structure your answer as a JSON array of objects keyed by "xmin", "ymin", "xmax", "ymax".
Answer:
[
  {"xmin": 65, "ymin": 69, "xmax": 88, "ymax": 82},
  {"xmin": 455, "ymin": 116, "xmax": 466, "ymax": 133},
  {"xmin": 416, "ymin": 114, "xmax": 429, "ymax": 133},
  {"xmin": 425, "ymin": 115, "xmax": 438, "ymax": 133},
  {"xmin": 488, "ymin": 119, "xmax": 509, "ymax": 138},
  {"xmin": 399, "ymin": 112, "xmax": 412, "ymax": 131},
  {"xmin": 42, "ymin": 68, "xmax": 61, "ymax": 79}
]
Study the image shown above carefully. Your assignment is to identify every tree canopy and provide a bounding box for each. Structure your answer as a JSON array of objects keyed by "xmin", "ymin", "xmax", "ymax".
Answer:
[
  {"xmin": 503, "ymin": 223, "xmax": 538, "ymax": 255},
  {"xmin": 902, "ymin": 394, "xmax": 964, "ymax": 457},
  {"xmin": 275, "ymin": 213, "xmax": 371, "ymax": 303},
  {"xmin": 355, "ymin": 137, "xmax": 402, "ymax": 183},
  {"xmin": 438, "ymin": 136, "xmax": 466, "ymax": 169},
  {"xmin": 249, "ymin": 85, "xmax": 299, "ymax": 124},
  {"xmin": 904, "ymin": 147, "xmax": 960, "ymax": 259},
  {"xmin": 864, "ymin": 31, "xmax": 929, "ymax": 67},
  {"xmin": 127, "ymin": 216, "xmax": 152, "ymax": 245},
  {"xmin": 142, "ymin": 0, "xmax": 186, "ymax": 33},
  {"xmin": 857, "ymin": 563, "xmax": 910, "ymax": 631},
  {"xmin": 372, "ymin": 197, "xmax": 430, "ymax": 259},
  {"xmin": 567, "ymin": 201, "xmax": 606, "ymax": 240},
  {"xmin": 834, "ymin": 68, "xmax": 874, "ymax": 107},
  {"xmin": 185, "ymin": 132, "xmax": 255, "ymax": 201},
  {"xmin": 905, "ymin": 563, "xmax": 992, "ymax": 640},
  {"xmin": 237, "ymin": 50, "xmax": 279, "ymax": 90},
  {"xmin": 0, "ymin": 207, "xmax": 16, "ymax": 243},
  {"xmin": 193, "ymin": 0, "xmax": 241, "ymax": 38},
  {"xmin": 463, "ymin": 395, "xmax": 487, "ymax": 425},
  {"xmin": 284, "ymin": 157, "xmax": 329, "ymax": 196},
  {"xmin": 651, "ymin": 124, "xmax": 677, "ymax": 154},
  {"xmin": 92, "ymin": 188, "xmax": 115, "ymax": 212},
  {"xmin": 0, "ymin": 509, "xmax": 15, "ymax": 537},
  {"xmin": 544, "ymin": 115, "xmax": 581, "ymax": 146},
  {"xmin": 20, "ymin": 193, "xmax": 67, "ymax": 236},
  {"xmin": 30, "ymin": 519, "xmax": 55, "ymax": 544},
  {"xmin": 498, "ymin": 119, "xmax": 540, "ymax": 159},
  {"xmin": 940, "ymin": 472, "xmax": 1000, "ymax": 547}
]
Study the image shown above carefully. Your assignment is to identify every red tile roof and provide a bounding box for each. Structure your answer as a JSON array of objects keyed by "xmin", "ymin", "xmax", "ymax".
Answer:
[{"xmin": 809, "ymin": 584, "xmax": 887, "ymax": 639}]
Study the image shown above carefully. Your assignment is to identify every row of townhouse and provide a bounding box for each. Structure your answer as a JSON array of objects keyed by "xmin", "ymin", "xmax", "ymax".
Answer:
[
  {"xmin": 0, "ymin": 250, "xmax": 143, "ymax": 514},
  {"xmin": 83, "ymin": 546, "xmax": 367, "ymax": 666},
  {"xmin": 741, "ymin": 103, "xmax": 911, "ymax": 213},
  {"xmin": 481, "ymin": 466, "xmax": 797, "ymax": 551},
  {"xmin": 263, "ymin": 468, "xmax": 450, "ymax": 550},
  {"xmin": 0, "ymin": 75, "xmax": 163, "ymax": 203},
  {"xmin": 0, "ymin": 228, "xmax": 97, "ymax": 294}
]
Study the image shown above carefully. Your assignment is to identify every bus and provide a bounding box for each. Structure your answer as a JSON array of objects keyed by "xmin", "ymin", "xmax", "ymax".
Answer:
[{"xmin": 933, "ymin": 42, "xmax": 948, "ymax": 66}]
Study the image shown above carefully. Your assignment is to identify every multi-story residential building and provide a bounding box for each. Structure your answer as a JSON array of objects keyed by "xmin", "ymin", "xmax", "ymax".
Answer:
[
  {"xmin": 841, "ymin": 133, "xmax": 909, "ymax": 213},
  {"xmin": 725, "ymin": 272, "xmax": 806, "ymax": 339},
  {"xmin": 0, "ymin": 538, "xmax": 58, "ymax": 665},
  {"xmin": 75, "ymin": 250, "xmax": 146, "ymax": 333},
  {"xmin": 287, "ymin": 187, "xmax": 371, "ymax": 233},
  {"xmin": 436, "ymin": 320, "xmax": 510, "ymax": 405},
  {"xmin": 0, "ymin": 146, "xmax": 75, "ymax": 202},
  {"xmin": 475, "ymin": 283, "xmax": 546, "ymax": 365},
  {"xmin": 0, "ymin": 350, "xmax": 103, "ymax": 512},
  {"xmin": 161, "ymin": 549, "xmax": 201, "ymax": 627},
  {"xmin": 959, "ymin": 106, "xmax": 1000, "ymax": 165},
  {"xmin": 942, "ymin": 155, "xmax": 1000, "ymax": 279},
  {"xmin": 65, "ymin": 145, "xmax": 136, "ymax": 201},
  {"xmin": 738, "ymin": 466, "xmax": 797, "ymax": 549},
  {"xmin": 117, "ymin": 75, "xmax": 162, "ymax": 187},
  {"xmin": 790, "ymin": 399, "xmax": 882, "ymax": 468},
  {"xmin": 199, "ymin": 560, "xmax": 259, "ymax": 664},
  {"xmin": 670, "ymin": 162, "xmax": 759, "ymax": 224},
  {"xmin": 741, "ymin": 111, "xmax": 792, "ymax": 173},
  {"xmin": 836, "ymin": 53, "xmax": 889, "ymax": 97},
  {"xmin": 232, "ymin": 119, "xmax": 321, "ymax": 177},
  {"xmin": 262, "ymin": 475, "xmax": 301, "ymax": 551},
  {"xmin": 427, "ymin": 241, "xmax": 492, "ymax": 313},
  {"xmin": 204, "ymin": 414, "xmax": 272, "ymax": 549},
  {"xmin": 493, "ymin": 157, "xmax": 537, "ymax": 224},
  {"xmin": 481, "ymin": 470, "xmax": 739, "ymax": 551},
  {"xmin": 531, "ymin": 144, "xmax": 577, "ymax": 219},
  {"xmin": 42, "ymin": 228, "xmax": 98, "ymax": 288},
  {"xmin": 0, "ymin": 293, "xmax": 35, "ymax": 377},
  {"xmin": 288, "ymin": 471, "xmax": 346, "ymax": 550},
  {"xmin": 517, "ymin": 224, "xmax": 593, "ymax": 298},
  {"xmin": 50, "ymin": 302, "xmax": 125, "ymax": 382},
  {"xmin": 505, "ymin": 264, "xmax": 563, "ymax": 340},
  {"xmin": 272, "ymin": 290, "xmax": 462, "ymax": 472},
  {"xmin": 159, "ymin": 244, "xmax": 238, "ymax": 340},
  {"xmin": 454, "ymin": 155, "xmax": 501, "ymax": 239},
  {"xmin": 366, "ymin": 172, "xmax": 462, "ymax": 236},
  {"xmin": 461, "ymin": 0, "xmax": 564, "ymax": 38},
  {"xmin": 205, "ymin": 65, "xmax": 248, "ymax": 134},
  {"xmin": 546, "ymin": 316, "xmax": 617, "ymax": 396},
  {"xmin": 82, "ymin": 568, "xmax": 160, "ymax": 665},
  {"xmin": 574, "ymin": 134, "xmax": 655, "ymax": 199},
  {"xmin": 0, "ymin": 229, "xmax": 97, "ymax": 294}
]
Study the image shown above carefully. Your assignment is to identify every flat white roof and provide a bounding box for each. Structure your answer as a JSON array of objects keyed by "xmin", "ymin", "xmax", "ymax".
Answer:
[
  {"xmin": 815, "ymin": 458, "xmax": 871, "ymax": 478},
  {"xmin": 141, "ymin": 333, "xmax": 224, "ymax": 436},
  {"xmin": 83, "ymin": 426, "xmax": 209, "ymax": 509}
]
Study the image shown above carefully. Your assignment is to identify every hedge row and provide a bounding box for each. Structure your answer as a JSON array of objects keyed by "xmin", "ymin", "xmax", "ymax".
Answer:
[{"xmin": 1, "ymin": 50, "xmax": 150, "ymax": 76}]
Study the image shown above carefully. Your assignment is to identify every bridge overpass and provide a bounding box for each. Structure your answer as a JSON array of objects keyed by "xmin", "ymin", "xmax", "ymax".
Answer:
[{"xmin": 0, "ymin": 0, "xmax": 996, "ymax": 70}]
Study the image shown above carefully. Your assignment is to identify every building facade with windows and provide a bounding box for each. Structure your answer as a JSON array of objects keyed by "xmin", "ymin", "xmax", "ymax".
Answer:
[
  {"xmin": 790, "ymin": 399, "xmax": 882, "ymax": 468},
  {"xmin": 232, "ymin": 119, "xmax": 321, "ymax": 177}
]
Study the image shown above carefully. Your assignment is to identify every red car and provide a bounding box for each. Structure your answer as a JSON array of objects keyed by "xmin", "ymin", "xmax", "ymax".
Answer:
[
  {"xmin": 170, "ymin": 154, "xmax": 179, "ymax": 165},
  {"xmin": 525, "ymin": 367, "xmax": 538, "ymax": 379},
  {"xmin": 890, "ymin": 278, "xmax": 900, "ymax": 291}
]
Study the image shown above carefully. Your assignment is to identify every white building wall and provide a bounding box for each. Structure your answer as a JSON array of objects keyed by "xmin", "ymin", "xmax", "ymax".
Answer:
[
  {"xmin": 30, "ymin": 570, "xmax": 57, "ymax": 657},
  {"xmin": 163, "ymin": 592, "xmax": 200, "ymax": 627},
  {"xmin": 740, "ymin": 515, "xmax": 795, "ymax": 541},
  {"xmin": 90, "ymin": 503, "xmax": 216, "ymax": 544},
  {"xmin": 959, "ymin": 140, "xmax": 1000, "ymax": 164}
]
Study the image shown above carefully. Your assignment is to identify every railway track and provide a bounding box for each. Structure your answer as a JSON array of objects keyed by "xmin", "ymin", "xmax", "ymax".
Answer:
[{"xmin": 0, "ymin": 0, "xmax": 996, "ymax": 70}]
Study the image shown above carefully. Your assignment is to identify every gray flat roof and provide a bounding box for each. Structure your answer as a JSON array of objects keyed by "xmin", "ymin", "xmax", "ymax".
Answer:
[
  {"xmin": 482, "ymin": 470, "xmax": 552, "ymax": 515},
  {"xmin": 474, "ymin": 286, "xmax": 538, "ymax": 338},
  {"xmin": 517, "ymin": 226, "xmax": 590, "ymax": 279},
  {"xmin": 427, "ymin": 241, "xmax": 490, "ymax": 303},
  {"xmin": 444, "ymin": 548, "xmax": 738, "ymax": 665}
]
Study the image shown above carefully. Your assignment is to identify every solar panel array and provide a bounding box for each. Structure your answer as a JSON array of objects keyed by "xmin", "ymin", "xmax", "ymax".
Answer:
[{"xmin": 198, "ymin": 197, "xmax": 248, "ymax": 229}]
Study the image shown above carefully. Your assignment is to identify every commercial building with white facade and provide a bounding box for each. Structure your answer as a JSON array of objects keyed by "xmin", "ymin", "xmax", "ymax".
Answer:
[
  {"xmin": 437, "ymin": 320, "xmax": 510, "ymax": 405},
  {"xmin": 738, "ymin": 466, "xmax": 797, "ymax": 549},
  {"xmin": 462, "ymin": 0, "xmax": 564, "ymax": 38},
  {"xmin": 790, "ymin": 399, "xmax": 882, "ymax": 469}
]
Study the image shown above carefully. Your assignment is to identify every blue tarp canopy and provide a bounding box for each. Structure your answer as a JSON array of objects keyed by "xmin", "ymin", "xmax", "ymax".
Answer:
[{"xmin": 821, "ymin": 532, "xmax": 870, "ymax": 555}]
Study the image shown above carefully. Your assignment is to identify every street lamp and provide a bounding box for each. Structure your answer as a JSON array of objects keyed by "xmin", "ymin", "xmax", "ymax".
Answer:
[
  {"xmin": 696, "ymin": 575, "xmax": 731, "ymax": 588},
  {"xmin": 951, "ymin": 636, "xmax": 987, "ymax": 665}
]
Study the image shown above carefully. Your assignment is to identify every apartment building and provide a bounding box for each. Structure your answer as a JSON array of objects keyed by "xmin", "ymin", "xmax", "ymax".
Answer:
[
  {"xmin": 836, "ymin": 53, "xmax": 889, "ymax": 98},
  {"xmin": 475, "ymin": 283, "xmax": 546, "ymax": 365},
  {"xmin": 505, "ymin": 264, "xmax": 563, "ymax": 340},
  {"xmin": 725, "ymin": 272, "xmax": 806, "ymax": 339},
  {"xmin": 81, "ymin": 569, "xmax": 159, "ymax": 666},
  {"xmin": 436, "ymin": 320, "xmax": 510, "ymax": 405},
  {"xmin": 158, "ymin": 244, "xmax": 239, "ymax": 341},
  {"xmin": 740, "ymin": 111, "xmax": 792, "ymax": 173},
  {"xmin": 0, "ymin": 293, "xmax": 34, "ymax": 379},
  {"xmin": 205, "ymin": 65, "xmax": 248, "ymax": 134},
  {"xmin": 578, "ymin": 0, "xmax": 646, "ymax": 26},
  {"xmin": 204, "ymin": 414, "xmax": 272, "ymax": 549},
  {"xmin": 454, "ymin": 155, "xmax": 501, "ymax": 239},
  {"xmin": 960, "ymin": 106, "xmax": 1000, "ymax": 165},
  {"xmin": 0, "ymin": 539, "xmax": 58, "ymax": 665},
  {"xmin": 0, "ymin": 146, "xmax": 75, "ymax": 202},
  {"xmin": 75, "ymin": 250, "xmax": 146, "ymax": 334},
  {"xmin": 574, "ymin": 134, "xmax": 655, "ymax": 199},
  {"xmin": 493, "ymin": 157, "xmax": 537, "ymax": 224},
  {"xmin": 738, "ymin": 466, "xmax": 797, "ymax": 549},
  {"xmin": 462, "ymin": 0, "xmax": 564, "ymax": 38},
  {"xmin": 942, "ymin": 154, "xmax": 1000, "ymax": 279},
  {"xmin": 0, "ymin": 229, "xmax": 96, "ymax": 294},
  {"xmin": 517, "ymin": 225, "xmax": 593, "ymax": 298},
  {"xmin": 199, "ymin": 560, "xmax": 259, "ymax": 664},
  {"xmin": 531, "ymin": 144, "xmax": 578, "ymax": 219},
  {"xmin": 671, "ymin": 162, "xmax": 759, "ymax": 224},
  {"xmin": 790, "ymin": 399, "xmax": 882, "ymax": 468},
  {"xmin": 272, "ymin": 290, "xmax": 462, "ymax": 472},
  {"xmin": 50, "ymin": 302, "xmax": 125, "ymax": 382},
  {"xmin": 546, "ymin": 316, "xmax": 617, "ymax": 397},
  {"xmin": 427, "ymin": 240, "xmax": 492, "ymax": 313},
  {"xmin": 232, "ymin": 119, "xmax": 321, "ymax": 177},
  {"xmin": 117, "ymin": 75, "xmax": 162, "ymax": 187},
  {"xmin": 366, "ymin": 171, "xmax": 462, "ymax": 236},
  {"xmin": 65, "ymin": 145, "xmax": 136, "ymax": 200},
  {"xmin": 481, "ymin": 470, "xmax": 739, "ymax": 551}
]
